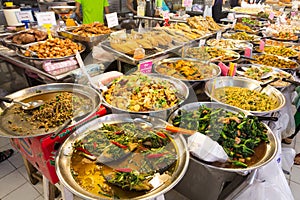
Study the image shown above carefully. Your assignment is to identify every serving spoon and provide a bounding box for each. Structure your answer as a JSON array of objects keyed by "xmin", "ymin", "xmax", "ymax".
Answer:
[{"xmin": 0, "ymin": 97, "xmax": 44, "ymax": 110}]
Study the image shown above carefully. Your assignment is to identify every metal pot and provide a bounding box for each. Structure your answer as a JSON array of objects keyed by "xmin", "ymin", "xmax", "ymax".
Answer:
[
  {"xmin": 204, "ymin": 76, "xmax": 286, "ymax": 115},
  {"xmin": 55, "ymin": 114, "xmax": 189, "ymax": 200},
  {"xmin": 0, "ymin": 83, "xmax": 101, "ymax": 138},
  {"xmin": 167, "ymin": 102, "xmax": 278, "ymax": 173}
]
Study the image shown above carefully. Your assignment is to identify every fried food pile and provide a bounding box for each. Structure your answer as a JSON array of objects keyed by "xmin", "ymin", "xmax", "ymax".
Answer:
[
  {"xmin": 187, "ymin": 16, "xmax": 221, "ymax": 32},
  {"xmin": 10, "ymin": 29, "xmax": 48, "ymax": 44},
  {"xmin": 110, "ymin": 29, "xmax": 173, "ymax": 55},
  {"xmin": 24, "ymin": 38, "xmax": 83, "ymax": 59},
  {"xmin": 72, "ymin": 22, "xmax": 111, "ymax": 37}
]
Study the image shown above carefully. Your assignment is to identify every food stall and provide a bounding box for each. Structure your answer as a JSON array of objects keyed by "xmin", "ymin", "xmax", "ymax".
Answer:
[{"xmin": 0, "ymin": 2, "xmax": 298, "ymax": 199}]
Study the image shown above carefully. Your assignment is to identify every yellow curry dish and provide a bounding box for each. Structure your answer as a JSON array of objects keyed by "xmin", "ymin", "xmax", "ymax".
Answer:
[{"xmin": 213, "ymin": 86, "xmax": 278, "ymax": 111}]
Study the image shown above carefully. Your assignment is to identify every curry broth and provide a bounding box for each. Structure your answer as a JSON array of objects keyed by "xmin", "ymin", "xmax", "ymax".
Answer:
[{"xmin": 70, "ymin": 125, "xmax": 179, "ymax": 199}]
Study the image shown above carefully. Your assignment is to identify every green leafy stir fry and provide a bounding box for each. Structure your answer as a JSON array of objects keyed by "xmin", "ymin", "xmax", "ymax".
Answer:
[{"xmin": 172, "ymin": 105, "xmax": 269, "ymax": 168}]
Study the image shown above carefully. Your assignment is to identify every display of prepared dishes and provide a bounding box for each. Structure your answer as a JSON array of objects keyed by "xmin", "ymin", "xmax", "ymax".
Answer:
[
  {"xmin": 154, "ymin": 58, "xmax": 221, "ymax": 81},
  {"xmin": 237, "ymin": 64, "xmax": 295, "ymax": 88},
  {"xmin": 185, "ymin": 47, "xmax": 240, "ymax": 62},
  {"xmin": 251, "ymin": 54, "xmax": 299, "ymax": 70},
  {"xmin": 205, "ymin": 77, "xmax": 285, "ymax": 115},
  {"xmin": 19, "ymin": 38, "xmax": 85, "ymax": 60},
  {"xmin": 4, "ymin": 29, "xmax": 48, "ymax": 45},
  {"xmin": 71, "ymin": 22, "xmax": 111, "ymax": 37},
  {"xmin": 0, "ymin": 92, "xmax": 92, "ymax": 136},
  {"xmin": 102, "ymin": 73, "xmax": 188, "ymax": 113},
  {"xmin": 234, "ymin": 23, "xmax": 258, "ymax": 34},
  {"xmin": 206, "ymin": 39, "xmax": 252, "ymax": 50},
  {"xmin": 169, "ymin": 103, "xmax": 276, "ymax": 169},
  {"xmin": 108, "ymin": 29, "xmax": 181, "ymax": 55},
  {"xmin": 186, "ymin": 16, "xmax": 222, "ymax": 32},
  {"xmin": 252, "ymin": 39, "xmax": 292, "ymax": 47},
  {"xmin": 254, "ymin": 46, "xmax": 298, "ymax": 58},
  {"xmin": 56, "ymin": 115, "xmax": 189, "ymax": 200},
  {"xmin": 222, "ymin": 32, "xmax": 261, "ymax": 41},
  {"xmin": 272, "ymin": 31, "xmax": 298, "ymax": 41}
]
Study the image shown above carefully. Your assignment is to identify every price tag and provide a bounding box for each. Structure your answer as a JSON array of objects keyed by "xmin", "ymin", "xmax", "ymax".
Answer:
[
  {"xmin": 16, "ymin": 11, "xmax": 34, "ymax": 22},
  {"xmin": 268, "ymin": 12, "xmax": 275, "ymax": 20},
  {"xmin": 228, "ymin": 62, "xmax": 237, "ymax": 76},
  {"xmin": 279, "ymin": 7, "xmax": 285, "ymax": 13},
  {"xmin": 244, "ymin": 47, "xmax": 252, "ymax": 58},
  {"xmin": 139, "ymin": 60, "xmax": 153, "ymax": 74},
  {"xmin": 259, "ymin": 39, "xmax": 265, "ymax": 51},
  {"xmin": 216, "ymin": 31, "xmax": 222, "ymax": 40},
  {"xmin": 291, "ymin": 11, "xmax": 296, "ymax": 17},
  {"xmin": 227, "ymin": 13, "xmax": 235, "ymax": 20},
  {"xmin": 231, "ymin": 19, "xmax": 237, "ymax": 29},
  {"xmin": 199, "ymin": 39, "xmax": 206, "ymax": 47},
  {"xmin": 182, "ymin": 0, "xmax": 193, "ymax": 8},
  {"xmin": 218, "ymin": 62, "xmax": 229, "ymax": 76},
  {"xmin": 35, "ymin": 12, "xmax": 56, "ymax": 26},
  {"xmin": 162, "ymin": 11, "xmax": 170, "ymax": 20},
  {"xmin": 105, "ymin": 12, "xmax": 119, "ymax": 28}
]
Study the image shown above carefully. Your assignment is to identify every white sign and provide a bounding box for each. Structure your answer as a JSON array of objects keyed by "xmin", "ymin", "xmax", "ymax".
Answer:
[
  {"xmin": 16, "ymin": 11, "xmax": 34, "ymax": 22},
  {"xmin": 216, "ymin": 31, "xmax": 222, "ymax": 40},
  {"xmin": 105, "ymin": 12, "xmax": 119, "ymax": 28},
  {"xmin": 35, "ymin": 12, "xmax": 56, "ymax": 26},
  {"xmin": 199, "ymin": 39, "xmax": 206, "ymax": 47}
]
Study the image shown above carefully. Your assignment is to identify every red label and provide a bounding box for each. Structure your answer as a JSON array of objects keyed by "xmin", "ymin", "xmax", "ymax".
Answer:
[
  {"xmin": 244, "ymin": 47, "xmax": 252, "ymax": 58},
  {"xmin": 218, "ymin": 62, "xmax": 229, "ymax": 76},
  {"xmin": 269, "ymin": 12, "xmax": 275, "ymax": 20},
  {"xmin": 259, "ymin": 40, "xmax": 265, "ymax": 51}
]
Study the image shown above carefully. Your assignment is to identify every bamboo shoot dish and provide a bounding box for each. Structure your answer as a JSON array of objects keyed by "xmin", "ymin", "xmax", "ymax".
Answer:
[
  {"xmin": 213, "ymin": 87, "xmax": 278, "ymax": 111},
  {"xmin": 171, "ymin": 105, "xmax": 269, "ymax": 168},
  {"xmin": 70, "ymin": 122, "xmax": 178, "ymax": 198},
  {"xmin": 251, "ymin": 54, "xmax": 298, "ymax": 69}
]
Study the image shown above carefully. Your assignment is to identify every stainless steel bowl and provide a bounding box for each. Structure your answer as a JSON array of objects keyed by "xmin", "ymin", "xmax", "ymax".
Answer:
[
  {"xmin": 56, "ymin": 114, "xmax": 189, "ymax": 200},
  {"xmin": 204, "ymin": 76, "xmax": 286, "ymax": 115},
  {"xmin": 153, "ymin": 57, "xmax": 221, "ymax": 82},
  {"xmin": 101, "ymin": 73, "xmax": 189, "ymax": 119},
  {"xmin": 0, "ymin": 83, "xmax": 101, "ymax": 138},
  {"xmin": 167, "ymin": 102, "xmax": 278, "ymax": 172}
]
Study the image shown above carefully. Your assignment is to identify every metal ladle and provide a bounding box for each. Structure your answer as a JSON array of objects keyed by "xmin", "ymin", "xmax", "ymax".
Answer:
[{"xmin": 0, "ymin": 97, "xmax": 44, "ymax": 110}]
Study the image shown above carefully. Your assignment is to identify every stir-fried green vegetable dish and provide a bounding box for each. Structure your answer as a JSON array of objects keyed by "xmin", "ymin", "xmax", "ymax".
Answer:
[{"xmin": 172, "ymin": 105, "xmax": 269, "ymax": 168}]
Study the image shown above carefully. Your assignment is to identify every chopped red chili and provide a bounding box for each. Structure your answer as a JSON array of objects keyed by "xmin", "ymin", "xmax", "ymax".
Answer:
[
  {"xmin": 156, "ymin": 131, "xmax": 167, "ymax": 138},
  {"xmin": 115, "ymin": 168, "xmax": 132, "ymax": 173},
  {"xmin": 75, "ymin": 147, "xmax": 93, "ymax": 156},
  {"xmin": 146, "ymin": 153, "xmax": 165, "ymax": 158},
  {"xmin": 111, "ymin": 141, "xmax": 127, "ymax": 149}
]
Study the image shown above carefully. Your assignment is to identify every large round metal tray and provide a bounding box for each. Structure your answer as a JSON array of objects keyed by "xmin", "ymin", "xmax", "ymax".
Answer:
[
  {"xmin": 250, "ymin": 53, "xmax": 300, "ymax": 71},
  {"xmin": 222, "ymin": 32, "xmax": 261, "ymax": 42},
  {"xmin": 15, "ymin": 40, "xmax": 86, "ymax": 61},
  {"xmin": 204, "ymin": 76, "xmax": 286, "ymax": 115},
  {"xmin": 186, "ymin": 47, "xmax": 240, "ymax": 63},
  {"xmin": 153, "ymin": 58, "xmax": 221, "ymax": 82},
  {"xmin": 56, "ymin": 114, "xmax": 189, "ymax": 200},
  {"xmin": 206, "ymin": 38, "xmax": 253, "ymax": 51},
  {"xmin": 237, "ymin": 64, "xmax": 296, "ymax": 89},
  {"xmin": 0, "ymin": 83, "xmax": 101, "ymax": 138},
  {"xmin": 101, "ymin": 73, "xmax": 189, "ymax": 116},
  {"xmin": 167, "ymin": 102, "xmax": 278, "ymax": 172}
]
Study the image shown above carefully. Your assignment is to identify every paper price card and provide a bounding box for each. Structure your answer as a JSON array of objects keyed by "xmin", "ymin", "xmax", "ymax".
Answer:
[
  {"xmin": 105, "ymin": 12, "xmax": 119, "ymax": 28},
  {"xmin": 216, "ymin": 31, "xmax": 222, "ymax": 40},
  {"xmin": 259, "ymin": 39, "xmax": 265, "ymax": 51},
  {"xmin": 218, "ymin": 62, "xmax": 229, "ymax": 76},
  {"xmin": 35, "ymin": 12, "xmax": 56, "ymax": 26},
  {"xmin": 268, "ymin": 12, "xmax": 275, "ymax": 20},
  {"xmin": 199, "ymin": 39, "xmax": 206, "ymax": 47},
  {"xmin": 244, "ymin": 47, "xmax": 252, "ymax": 58},
  {"xmin": 182, "ymin": 0, "xmax": 193, "ymax": 8},
  {"xmin": 139, "ymin": 60, "xmax": 153, "ymax": 74},
  {"xmin": 228, "ymin": 62, "xmax": 236, "ymax": 76},
  {"xmin": 16, "ymin": 11, "xmax": 34, "ymax": 22}
]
